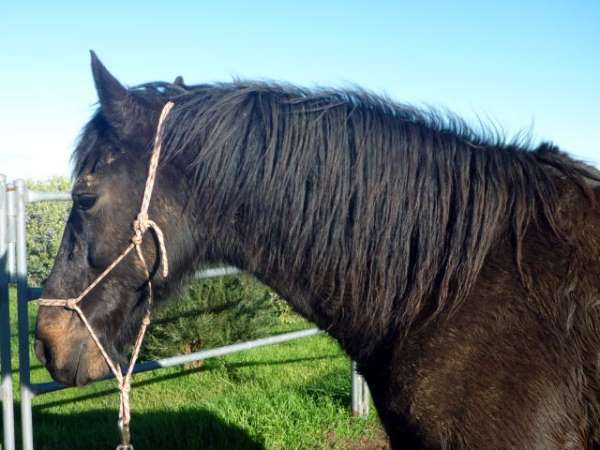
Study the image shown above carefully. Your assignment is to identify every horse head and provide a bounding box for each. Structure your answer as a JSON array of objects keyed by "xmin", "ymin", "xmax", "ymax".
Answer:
[{"xmin": 34, "ymin": 53, "xmax": 195, "ymax": 386}]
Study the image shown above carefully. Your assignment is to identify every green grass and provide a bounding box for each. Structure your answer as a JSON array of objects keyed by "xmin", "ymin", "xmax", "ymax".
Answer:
[{"xmin": 2, "ymin": 287, "xmax": 384, "ymax": 450}]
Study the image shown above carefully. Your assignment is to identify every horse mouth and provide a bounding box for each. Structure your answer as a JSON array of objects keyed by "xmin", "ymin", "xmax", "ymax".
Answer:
[
  {"xmin": 35, "ymin": 337, "xmax": 111, "ymax": 387},
  {"xmin": 73, "ymin": 343, "xmax": 90, "ymax": 386}
]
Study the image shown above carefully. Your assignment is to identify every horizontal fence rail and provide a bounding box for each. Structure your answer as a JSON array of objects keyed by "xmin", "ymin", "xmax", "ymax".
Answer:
[
  {"xmin": 26, "ymin": 190, "xmax": 71, "ymax": 203},
  {"xmin": 0, "ymin": 176, "xmax": 370, "ymax": 450}
]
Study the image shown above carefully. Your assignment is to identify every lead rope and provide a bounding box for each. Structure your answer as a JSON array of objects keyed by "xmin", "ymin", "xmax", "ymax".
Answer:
[{"xmin": 38, "ymin": 101, "xmax": 175, "ymax": 450}]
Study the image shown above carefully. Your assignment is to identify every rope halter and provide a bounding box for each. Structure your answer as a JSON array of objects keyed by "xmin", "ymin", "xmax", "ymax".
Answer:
[{"xmin": 38, "ymin": 101, "xmax": 175, "ymax": 450}]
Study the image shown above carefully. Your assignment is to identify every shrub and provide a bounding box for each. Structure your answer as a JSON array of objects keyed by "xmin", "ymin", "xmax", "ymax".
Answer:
[
  {"xmin": 141, "ymin": 274, "xmax": 296, "ymax": 359},
  {"xmin": 25, "ymin": 177, "xmax": 71, "ymax": 285}
]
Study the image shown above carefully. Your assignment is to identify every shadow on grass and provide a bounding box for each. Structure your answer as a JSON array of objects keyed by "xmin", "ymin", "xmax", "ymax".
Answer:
[
  {"xmin": 35, "ymin": 353, "xmax": 343, "ymax": 410},
  {"xmin": 31, "ymin": 407, "xmax": 265, "ymax": 450}
]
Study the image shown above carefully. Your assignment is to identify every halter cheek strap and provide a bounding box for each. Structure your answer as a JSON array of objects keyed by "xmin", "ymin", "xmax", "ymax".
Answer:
[{"xmin": 38, "ymin": 101, "xmax": 175, "ymax": 450}]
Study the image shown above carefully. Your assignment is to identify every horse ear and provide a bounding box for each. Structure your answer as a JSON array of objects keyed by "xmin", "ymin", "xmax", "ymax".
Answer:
[
  {"xmin": 90, "ymin": 51, "xmax": 155, "ymax": 147},
  {"xmin": 90, "ymin": 51, "xmax": 135, "ymax": 129}
]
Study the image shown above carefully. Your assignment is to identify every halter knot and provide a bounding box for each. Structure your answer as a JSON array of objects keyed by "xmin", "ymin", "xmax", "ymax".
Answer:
[
  {"xmin": 132, "ymin": 212, "xmax": 149, "ymax": 246},
  {"xmin": 65, "ymin": 299, "xmax": 78, "ymax": 310},
  {"xmin": 134, "ymin": 212, "xmax": 149, "ymax": 232},
  {"xmin": 131, "ymin": 233, "xmax": 143, "ymax": 246}
]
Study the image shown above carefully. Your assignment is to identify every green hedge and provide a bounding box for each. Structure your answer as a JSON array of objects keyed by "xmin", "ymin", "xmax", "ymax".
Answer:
[
  {"xmin": 25, "ymin": 177, "xmax": 71, "ymax": 286},
  {"xmin": 141, "ymin": 275, "xmax": 294, "ymax": 359}
]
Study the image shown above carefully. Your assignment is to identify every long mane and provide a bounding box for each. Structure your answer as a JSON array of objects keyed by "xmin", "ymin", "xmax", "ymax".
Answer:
[{"xmin": 73, "ymin": 80, "xmax": 600, "ymax": 347}]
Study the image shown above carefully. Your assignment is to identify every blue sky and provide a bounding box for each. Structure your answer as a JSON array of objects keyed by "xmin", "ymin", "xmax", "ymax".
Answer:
[{"xmin": 1, "ymin": 1, "xmax": 598, "ymax": 179}]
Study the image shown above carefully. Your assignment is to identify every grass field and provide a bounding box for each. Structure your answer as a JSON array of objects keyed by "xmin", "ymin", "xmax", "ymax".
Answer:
[{"xmin": 2, "ymin": 287, "xmax": 387, "ymax": 450}]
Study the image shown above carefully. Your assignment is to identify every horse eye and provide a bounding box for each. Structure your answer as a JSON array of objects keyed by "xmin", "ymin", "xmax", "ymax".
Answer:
[{"xmin": 74, "ymin": 193, "xmax": 98, "ymax": 211}]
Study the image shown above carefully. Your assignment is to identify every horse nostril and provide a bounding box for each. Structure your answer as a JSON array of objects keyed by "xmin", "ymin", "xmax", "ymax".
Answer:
[{"xmin": 34, "ymin": 338, "xmax": 48, "ymax": 366}]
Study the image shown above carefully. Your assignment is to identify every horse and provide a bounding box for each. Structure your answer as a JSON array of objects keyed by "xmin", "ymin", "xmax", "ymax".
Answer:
[{"xmin": 34, "ymin": 52, "xmax": 600, "ymax": 449}]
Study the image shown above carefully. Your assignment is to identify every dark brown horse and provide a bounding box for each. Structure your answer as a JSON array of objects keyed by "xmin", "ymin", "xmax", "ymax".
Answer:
[{"xmin": 35, "ymin": 52, "xmax": 600, "ymax": 449}]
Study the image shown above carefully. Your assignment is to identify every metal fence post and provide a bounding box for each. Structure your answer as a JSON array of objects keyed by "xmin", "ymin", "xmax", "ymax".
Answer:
[
  {"xmin": 0, "ymin": 175, "xmax": 16, "ymax": 450},
  {"xmin": 15, "ymin": 179, "xmax": 35, "ymax": 450},
  {"xmin": 6, "ymin": 184, "xmax": 16, "ymax": 285},
  {"xmin": 351, "ymin": 361, "xmax": 369, "ymax": 417}
]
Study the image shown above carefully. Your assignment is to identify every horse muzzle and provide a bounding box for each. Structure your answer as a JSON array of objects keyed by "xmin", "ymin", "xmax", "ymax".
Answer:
[{"xmin": 35, "ymin": 306, "xmax": 111, "ymax": 386}]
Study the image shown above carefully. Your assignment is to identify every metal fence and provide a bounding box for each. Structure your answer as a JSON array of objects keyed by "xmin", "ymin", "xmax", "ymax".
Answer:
[
  {"xmin": 0, "ymin": 175, "xmax": 370, "ymax": 450},
  {"xmin": 0, "ymin": 175, "xmax": 16, "ymax": 450}
]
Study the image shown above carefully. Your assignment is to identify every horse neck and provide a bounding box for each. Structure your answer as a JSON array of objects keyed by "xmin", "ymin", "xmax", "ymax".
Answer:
[
  {"xmin": 194, "ymin": 167, "xmax": 389, "ymax": 360},
  {"xmin": 208, "ymin": 200, "xmax": 334, "ymax": 328}
]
